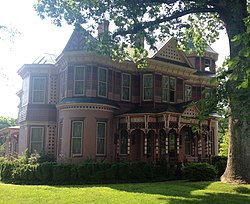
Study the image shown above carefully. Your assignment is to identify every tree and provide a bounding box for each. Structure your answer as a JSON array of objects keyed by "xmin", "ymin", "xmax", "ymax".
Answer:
[
  {"xmin": 0, "ymin": 116, "xmax": 16, "ymax": 130},
  {"xmin": 34, "ymin": 0, "xmax": 250, "ymax": 183}
]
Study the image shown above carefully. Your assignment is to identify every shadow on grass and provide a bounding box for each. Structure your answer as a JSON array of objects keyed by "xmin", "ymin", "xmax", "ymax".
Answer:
[{"xmin": 106, "ymin": 181, "xmax": 250, "ymax": 204}]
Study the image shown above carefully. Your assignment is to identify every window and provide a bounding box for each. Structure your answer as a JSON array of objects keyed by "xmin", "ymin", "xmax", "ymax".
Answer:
[
  {"xmin": 32, "ymin": 77, "xmax": 46, "ymax": 103},
  {"xmin": 122, "ymin": 73, "xmax": 131, "ymax": 101},
  {"xmin": 204, "ymin": 58, "xmax": 211, "ymax": 72},
  {"xmin": 143, "ymin": 74, "xmax": 153, "ymax": 101},
  {"xmin": 71, "ymin": 121, "xmax": 84, "ymax": 155},
  {"xmin": 98, "ymin": 68, "xmax": 107, "ymax": 97},
  {"xmin": 185, "ymin": 85, "xmax": 192, "ymax": 101},
  {"xmin": 203, "ymin": 88, "xmax": 211, "ymax": 99},
  {"xmin": 60, "ymin": 69, "xmax": 66, "ymax": 99},
  {"xmin": 58, "ymin": 121, "xmax": 63, "ymax": 156},
  {"xmin": 169, "ymin": 78, "xmax": 176, "ymax": 103},
  {"xmin": 169, "ymin": 130, "xmax": 176, "ymax": 157},
  {"xmin": 97, "ymin": 122, "xmax": 106, "ymax": 155},
  {"xmin": 146, "ymin": 130, "xmax": 154, "ymax": 155},
  {"xmin": 74, "ymin": 66, "xmax": 85, "ymax": 95},
  {"xmin": 162, "ymin": 76, "xmax": 169, "ymax": 102},
  {"xmin": 30, "ymin": 127, "xmax": 44, "ymax": 153},
  {"xmin": 120, "ymin": 130, "xmax": 128, "ymax": 155},
  {"xmin": 184, "ymin": 128, "xmax": 192, "ymax": 155}
]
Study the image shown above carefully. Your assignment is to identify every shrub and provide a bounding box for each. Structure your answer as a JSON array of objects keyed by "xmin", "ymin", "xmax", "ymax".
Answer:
[
  {"xmin": 184, "ymin": 163, "xmax": 217, "ymax": 181},
  {"xmin": 212, "ymin": 156, "xmax": 227, "ymax": 177},
  {"xmin": 36, "ymin": 162, "xmax": 54, "ymax": 182},
  {"xmin": 53, "ymin": 164, "xmax": 73, "ymax": 183},
  {"xmin": 0, "ymin": 162, "xmax": 15, "ymax": 182},
  {"xmin": 116, "ymin": 162, "xmax": 129, "ymax": 181}
]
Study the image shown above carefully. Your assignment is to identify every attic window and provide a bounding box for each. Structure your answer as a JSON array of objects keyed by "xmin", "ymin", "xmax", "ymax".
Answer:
[{"xmin": 204, "ymin": 58, "xmax": 211, "ymax": 72}]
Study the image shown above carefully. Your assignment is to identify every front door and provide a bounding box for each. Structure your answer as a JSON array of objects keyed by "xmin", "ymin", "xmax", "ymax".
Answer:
[{"xmin": 130, "ymin": 129, "xmax": 144, "ymax": 160}]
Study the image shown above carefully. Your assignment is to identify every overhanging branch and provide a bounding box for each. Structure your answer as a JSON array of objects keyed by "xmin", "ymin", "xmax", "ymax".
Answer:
[{"xmin": 113, "ymin": 6, "xmax": 218, "ymax": 38}]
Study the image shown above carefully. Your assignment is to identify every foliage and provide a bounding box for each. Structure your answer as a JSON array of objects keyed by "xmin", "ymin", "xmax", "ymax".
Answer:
[
  {"xmin": 219, "ymin": 131, "xmax": 229, "ymax": 157},
  {"xmin": 0, "ymin": 116, "xmax": 16, "ymax": 129},
  {"xmin": 184, "ymin": 163, "xmax": 217, "ymax": 181},
  {"xmin": 212, "ymin": 156, "xmax": 227, "ymax": 178},
  {"xmin": 0, "ymin": 160, "xmax": 180, "ymax": 184},
  {"xmin": 34, "ymin": 0, "xmax": 225, "ymax": 65}
]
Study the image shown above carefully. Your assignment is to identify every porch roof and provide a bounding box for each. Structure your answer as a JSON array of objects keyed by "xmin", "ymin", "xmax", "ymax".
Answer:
[{"xmin": 120, "ymin": 101, "xmax": 192, "ymax": 115}]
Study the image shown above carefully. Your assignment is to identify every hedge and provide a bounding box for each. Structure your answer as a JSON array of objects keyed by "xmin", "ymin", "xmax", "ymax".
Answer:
[
  {"xmin": 0, "ymin": 161, "xmax": 177, "ymax": 185},
  {"xmin": 0, "ymin": 160, "xmax": 222, "ymax": 184}
]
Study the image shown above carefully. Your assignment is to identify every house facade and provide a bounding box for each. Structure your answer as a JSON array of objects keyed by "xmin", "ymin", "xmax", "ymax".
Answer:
[{"xmin": 17, "ymin": 26, "xmax": 219, "ymax": 164}]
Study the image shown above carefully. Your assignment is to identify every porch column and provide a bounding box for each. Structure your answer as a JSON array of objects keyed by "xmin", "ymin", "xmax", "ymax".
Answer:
[{"xmin": 127, "ymin": 132, "xmax": 131, "ymax": 155}]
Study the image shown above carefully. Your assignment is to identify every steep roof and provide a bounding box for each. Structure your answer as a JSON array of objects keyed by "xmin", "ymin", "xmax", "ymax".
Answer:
[
  {"xmin": 63, "ymin": 25, "xmax": 95, "ymax": 52},
  {"xmin": 151, "ymin": 38, "xmax": 193, "ymax": 68}
]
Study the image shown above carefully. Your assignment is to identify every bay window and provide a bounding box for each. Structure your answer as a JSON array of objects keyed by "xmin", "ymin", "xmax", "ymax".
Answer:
[
  {"xmin": 143, "ymin": 74, "xmax": 153, "ymax": 101},
  {"xmin": 74, "ymin": 66, "xmax": 85, "ymax": 95},
  {"xmin": 32, "ymin": 77, "xmax": 46, "ymax": 104},
  {"xmin": 98, "ymin": 68, "xmax": 107, "ymax": 97}
]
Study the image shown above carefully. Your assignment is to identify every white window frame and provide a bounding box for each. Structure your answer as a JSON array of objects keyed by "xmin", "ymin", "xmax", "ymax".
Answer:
[
  {"xmin": 204, "ymin": 58, "xmax": 212, "ymax": 72},
  {"xmin": 71, "ymin": 121, "xmax": 84, "ymax": 156},
  {"xmin": 121, "ymin": 73, "xmax": 131, "ymax": 101},
  {"xmin": 162, "ymin": 75, "xmax": 169, "ymax": 102},
  {"xmin": 204, "ymin": 88, "xmax": 211, "ymax": 99},
  {"xmin": 184, "ymin": 85, "xmax": 192, "ymax": 101},
  {"xmin": 169, "ymin": 77, "xmax": 176, "ymax": 103},
  {"xmin": 143, "ymin": 74, "xmax": 153, "ymax": 101},
  {"xmin": 98, "ymin": 67, "xmax": 108, "ymax": 97},
  {"xmin": 96, "ymin": 122, "xmax": 106, "ymax": 155},
  {"xmin": 30, "ymin": 127, "xmax": 44, "ymax": 153},
  {"xmin": 74, "ymin": 66, "xmax": 85, "ymax": 96},
  {"xmin": 32, "ymin": 77, "xmax": 46, "ymax": 104}
]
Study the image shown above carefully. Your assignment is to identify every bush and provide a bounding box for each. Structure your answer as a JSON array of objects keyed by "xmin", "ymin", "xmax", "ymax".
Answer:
[
  {"xmin": 184, "ymin": 163, "xmax": 217, "ymax": 181},
  {"xmin": 212, "ymin": 156, "xmax": 227, "ymax": 177},
  {"xmin": 0, "ymin": 162, "xmax": 15, "ymax": 182},
  {"xmin": 53, "ymin": 164, "xmax": 73, "ymax": 183},
  {"xmin": 36, "ymin": 162, "xmax": 54, "ymax": 183}
]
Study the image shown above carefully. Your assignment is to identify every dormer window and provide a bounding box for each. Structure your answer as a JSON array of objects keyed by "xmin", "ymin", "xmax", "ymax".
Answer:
[{"xmin": 204, "ymin": 58, "xmax": 212, "ymax": 72}]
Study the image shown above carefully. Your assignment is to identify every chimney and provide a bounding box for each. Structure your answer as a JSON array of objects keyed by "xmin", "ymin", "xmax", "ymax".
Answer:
[
  {"xmin": 97, "ymin": 20, "xmax": 109, "ymax": 37},
  {"xmin": 135, "ymin": 31, "xmax": 144, "ymax": 48}
]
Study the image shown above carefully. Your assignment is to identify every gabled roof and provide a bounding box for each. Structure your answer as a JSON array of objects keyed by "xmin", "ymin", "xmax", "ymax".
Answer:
[
  {"xmin": 151, "ymin": 38, "xmax": 193, "ymax": 68},
  {"xmin": 63, "ymin": 25, "xmax": 95, "ymax": 52}
]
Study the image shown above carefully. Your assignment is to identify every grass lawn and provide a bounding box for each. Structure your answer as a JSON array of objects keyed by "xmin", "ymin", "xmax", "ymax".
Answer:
[{"xmin": 0, "ymin": 181, "xmax": 249, "ymax": 204}]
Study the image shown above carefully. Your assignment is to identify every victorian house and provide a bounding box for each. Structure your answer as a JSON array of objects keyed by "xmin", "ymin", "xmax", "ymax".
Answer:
[{"xmin": 17, "ymin": 25, "xmax": 219, "ymax": 164}]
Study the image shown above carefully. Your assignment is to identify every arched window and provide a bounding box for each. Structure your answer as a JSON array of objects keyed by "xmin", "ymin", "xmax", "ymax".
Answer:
[
  {"xmin": 146, "ymin": 130, "xmax": 154, "ymax": 155},
  {"xmin": 120, "ymin": 130, "xmax": 128, "ymax": 155},
  {"xmin": 184, "ymin": 127, "xmax": 193, "ymax": 155},
  {"xmin": 169, "ymin": 129, "xmax": 176, "ymax": 157}
]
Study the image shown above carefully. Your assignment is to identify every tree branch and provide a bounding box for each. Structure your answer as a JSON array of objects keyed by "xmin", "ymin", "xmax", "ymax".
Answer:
[{"xmin": 113, "ymin": 6, "xmax": 218, "ymax": 38}]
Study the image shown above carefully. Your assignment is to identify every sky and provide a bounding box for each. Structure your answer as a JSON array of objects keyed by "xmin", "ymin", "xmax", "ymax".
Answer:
[{"xmin": 0, "ymin": 0, "xmax": 229, "ymax": 118}]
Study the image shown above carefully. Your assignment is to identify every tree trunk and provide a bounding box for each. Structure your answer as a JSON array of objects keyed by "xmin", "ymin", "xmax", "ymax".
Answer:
[{"xmin": 217, "ymin": 0, "xmax": 250, "ymax": 184}]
